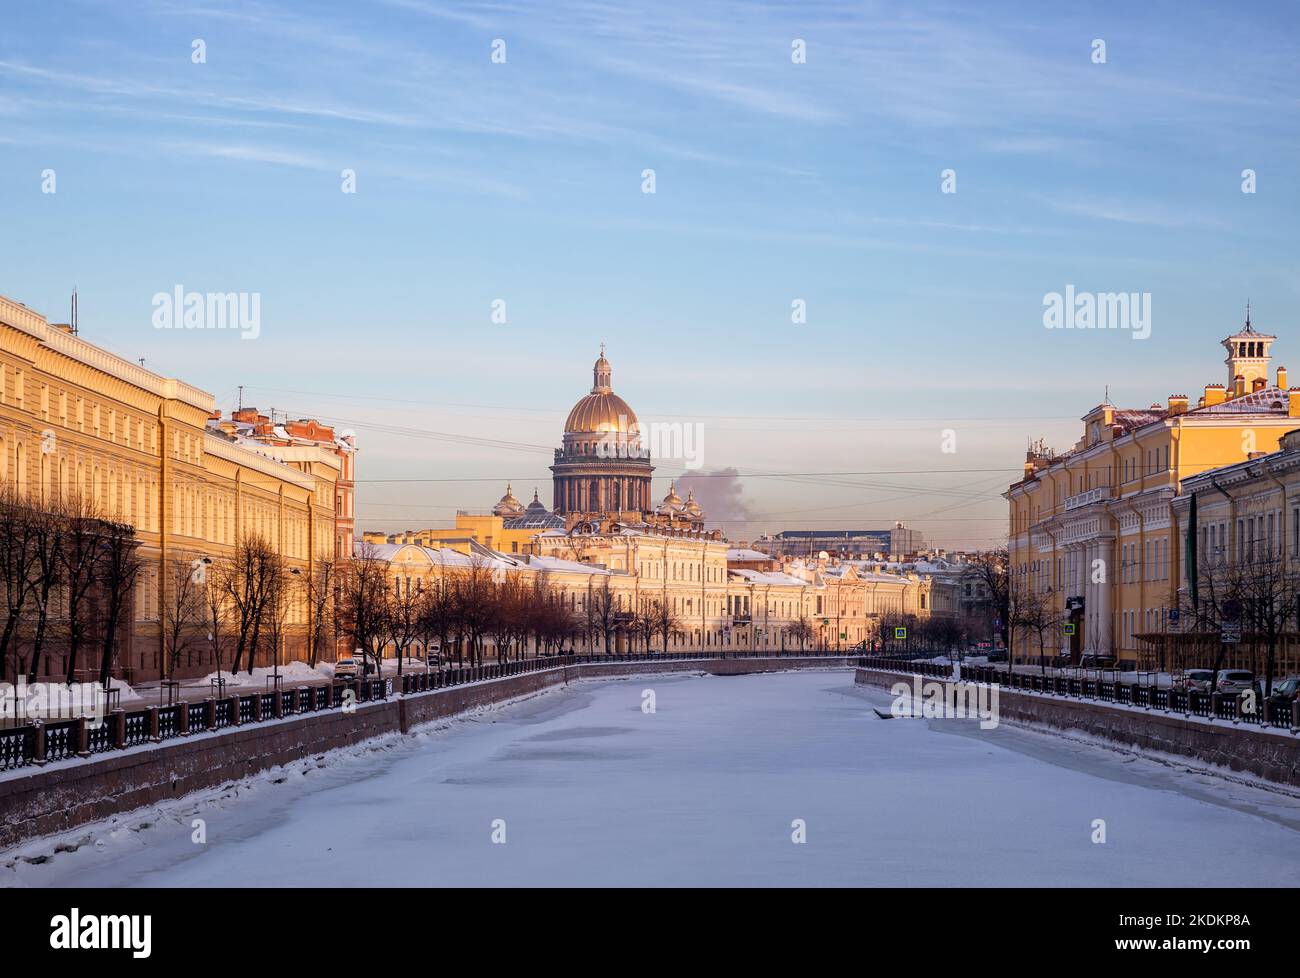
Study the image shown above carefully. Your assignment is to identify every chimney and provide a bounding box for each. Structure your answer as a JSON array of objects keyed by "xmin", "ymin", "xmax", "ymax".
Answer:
[
  {"xmin": 1253, "ymin": 376, "xmax": 1267, "ymax": 393},
  {"xmin": 1289, "ymin": 389, "xmax": 1300, "ymax": 418},
  {"xmin": 1203, "ymin": 384, "xmax": 1226, "ymax": 407},
  {"xmin": 1279, "ymin": 366, "xmax": 1289, "ymax": 389},
  {"xmin": 1167, "ymin": 394, "xmax": 1188, "ymax": 416},
  {"xmin": 1234, "ymin": 374, "xmax": 1247, "ymax": 398}
]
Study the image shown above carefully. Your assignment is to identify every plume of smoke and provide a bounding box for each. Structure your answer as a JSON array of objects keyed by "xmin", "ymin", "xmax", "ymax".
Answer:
[{"xmin": 675, "ymin": 467, "xmax": 755, "ymax": 531}]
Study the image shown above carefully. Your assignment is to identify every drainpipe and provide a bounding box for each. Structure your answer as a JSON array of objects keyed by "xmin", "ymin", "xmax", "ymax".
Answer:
[{"xmin": 156, "ymin": 405, "xmax": 168, "ymax": 681}]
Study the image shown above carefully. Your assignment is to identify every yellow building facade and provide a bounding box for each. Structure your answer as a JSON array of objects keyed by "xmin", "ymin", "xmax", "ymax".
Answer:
[
  {"xmin": 1007, "ymin": 318, "xmax": 1300, "ymax": 667},
  {"xmin": 0, "ymin": 293, "xmax": 338, "ymax": 681}
]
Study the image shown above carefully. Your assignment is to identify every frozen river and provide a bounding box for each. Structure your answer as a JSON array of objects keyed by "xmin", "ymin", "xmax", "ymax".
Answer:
[{"xmin": 5, "ymin": 670, "xmax": 1300, "ymax": 887}]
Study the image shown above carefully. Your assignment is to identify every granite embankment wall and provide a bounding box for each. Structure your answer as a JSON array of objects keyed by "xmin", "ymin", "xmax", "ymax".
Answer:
[
  {"xmin": 855, "ymin": 667, "xmax": 1300, "ymax": 788},
  {"xmin": 0, "ymin": 657, "xmax": 851, "ymax": 848}
]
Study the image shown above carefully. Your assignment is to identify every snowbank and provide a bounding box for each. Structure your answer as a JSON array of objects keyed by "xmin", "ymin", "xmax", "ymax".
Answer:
[
  {"xmin": 1, "ymin": 678, "xmax": 141, "ymax": 720},
  {"xmin": 193, "ymin": 662, "xmax": 330, "ymax": 688}
]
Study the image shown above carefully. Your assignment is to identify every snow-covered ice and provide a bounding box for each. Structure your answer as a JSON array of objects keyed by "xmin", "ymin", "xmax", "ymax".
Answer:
[{"xmin": 4, "ymin": 671, "xmax": 1300, "ymax": 887}]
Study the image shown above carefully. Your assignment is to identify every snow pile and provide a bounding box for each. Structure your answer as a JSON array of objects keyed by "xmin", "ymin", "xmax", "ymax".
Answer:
[
  {"xmin": 194, "ymin": 662, "xmax": 330, "ymax": 688},
  {"xmin": 1, "ymin": 678, "xmax": 142, "ymax": 721}
]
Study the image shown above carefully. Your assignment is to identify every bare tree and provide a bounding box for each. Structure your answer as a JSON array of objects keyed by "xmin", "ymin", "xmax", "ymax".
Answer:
[
  {"xmin": 259, "ymin": 558, "xmax": 294, "ymax": 684},
  {"xmin": 59, "ymin": 496, "xmax": 106, "ymax": 685},
  {"xmin": 94, "ymin": 518, "xmax": 142, "ymax": 688},
  {"xmin": 0, "ymin": 492, "xmax": 41, "ymax": 684},
  {"xmin": 222, "ymin": 534, "xmax": 278, "ymax": 675},
  {"xmin": 1010, "ymin": 583, "xmax": 1059, "ymax": 675},
  {"xmin": 202, "ymin": 560, "xmax": 232, "ymax": 685},
  {"xmin": 303, "ymin": 557, "xmax": 336, "ymax": 666},
  {"xmin": 487, "ymin": 573, "xmax": 529, "ymax": 663},
  {"xmin": 450, "ymin": 561, "xmax": 495, "ymax": 666},
  {"xmin": 386, "ymin": 571, "xmax": 422, "ymax": 676},
  {"xmin": 24, "ymin": 505, "xmax": 63, "ymax": 684},
  {"xmin": 162, "ymin": 556, "xmax": 206, "ymax": 680},
  {"xmin": 967, "ymin": 549, "xmax": 1011, "ymax": 659},
  {"xmin": 644, "ymin": 598, "xmax": 678, "ymax": 654},
  {"xmin": 784, "ymin": 617, "xmax": 814, "ymax": 652},
  {"xmin": 1235, "ymin": 549, "xmax": 1300, "ymax": 697},
  {"xmin": 416, "ymin": 578, "xmax": 452, "ymax": 666},
  {"xmin": 632, "ymin": 599, "xmax": 658, "ymax": 653},
  {"xmin": 586, "ymin": 576, "xmax": 617, "ymax": 655},
  {"xmin": 338, "ymin": 542, "xmax": 390, "ymax": 676}
]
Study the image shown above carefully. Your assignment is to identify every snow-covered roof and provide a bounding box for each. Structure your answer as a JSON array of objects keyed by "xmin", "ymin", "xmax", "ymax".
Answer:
[
  {"xmin": 522, "ymin": 554, "xmax": 612, "ymax": 576},
  {"xmin": 729, "ymin": 569, "xmax": 809, "ymax": 587},
  {"xmin": 358, "ymin": 542, "xmax": 517, "ymax": 570},
  {"xmin": 727, "ymin": 548, "xmax": 772, "ymax": 561}
]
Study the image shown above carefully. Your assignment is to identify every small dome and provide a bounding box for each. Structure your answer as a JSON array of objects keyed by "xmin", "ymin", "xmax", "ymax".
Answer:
[
  {"xmin": 493, "ymin": 483, "xmax": 524, "ymax": 517},
  {"xmin": 684, "ymin": 489, "xmax": 702, "ymax": 516},
  {"xmin": 525, "ymin": 488, "xmax": 548, "ymax": 515},
  {"xmin": 659, "ymin": 481, "xmax": 684, "ymax": 515}
]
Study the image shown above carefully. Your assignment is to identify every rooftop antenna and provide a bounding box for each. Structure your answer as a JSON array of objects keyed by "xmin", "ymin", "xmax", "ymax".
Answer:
[
  {"xmin": 70, "ymin": 289, "xmax": 78, "ymax": 335},
  {"xmin": 1246, "ymin": 299, "xmax": 1252, "ymax": 330},
  {"xmin": 237, "ymin": 385, "xmax": 244, "ymax": 411}
]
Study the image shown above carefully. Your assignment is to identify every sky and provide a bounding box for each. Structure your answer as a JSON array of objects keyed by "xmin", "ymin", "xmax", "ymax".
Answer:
[{"xmin": 2, "ymin": 0, "xmax": 1298, "ymax": 548}]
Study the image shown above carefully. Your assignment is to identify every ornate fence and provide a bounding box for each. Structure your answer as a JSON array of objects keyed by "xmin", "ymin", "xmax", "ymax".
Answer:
[
  {"xmin": 858, "ymin": 656, "xmax": 1300, "ymax": 732},
  {"xmin": 0, "ymin": 649, "xmax": 855, "ymax": 773}
]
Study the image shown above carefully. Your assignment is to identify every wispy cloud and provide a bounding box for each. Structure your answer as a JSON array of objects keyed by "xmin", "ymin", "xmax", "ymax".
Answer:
[{"xmin": 1036, "ymin": 194, "xmax": 1229, "ymax": 231}]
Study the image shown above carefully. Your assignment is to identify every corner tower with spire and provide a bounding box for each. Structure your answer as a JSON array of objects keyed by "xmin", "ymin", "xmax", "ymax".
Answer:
[{"xmin": 1222, "ymin": 303, "xmax": 1277, "ymax": 393}]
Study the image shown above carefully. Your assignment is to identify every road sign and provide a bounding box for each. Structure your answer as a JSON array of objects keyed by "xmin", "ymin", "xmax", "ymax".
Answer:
[
  {"xmin": 894, "ymin": 627, "xmax": 907, "ymax": 640},
  {"xmin": 1063, "ymin": 623, "xmax": 1076, "ymax": 636},
  {"xmin": 1168, "ymin": 609, "xmax": 1180, "ymax": 622},
  {"xmin": 992, "ymin": 618, "xmax": 1002, "ymax": 629},
  {"xmin": 840, "ymin": 632, "xmax": 846, "ymax": 639},
  {"xmin": 1220, "ymin": 622, "xmax": 1241, "ymax": 644}
]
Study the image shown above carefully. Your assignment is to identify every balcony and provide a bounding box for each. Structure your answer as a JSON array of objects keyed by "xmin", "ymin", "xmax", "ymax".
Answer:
[
  {"xmin": 731, "ymin": 614, "xmax": 752, "ymax": 625},
  {"xmin": 1064, "ymin": 486, "xmax": 1112, "ymax": 512}
]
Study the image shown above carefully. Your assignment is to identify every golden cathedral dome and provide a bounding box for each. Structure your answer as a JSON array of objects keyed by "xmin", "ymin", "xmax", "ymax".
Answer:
[
  {"xmin": 492, "ymin": 482, "xmax": 524, "ymax": 517},
  {"xmin": 564, "ymin": 347, "xmax": 640, "ymax": 434},
  {"xmin": 659, "ymin": 480, "xmax": 684, "ymax": 514}
]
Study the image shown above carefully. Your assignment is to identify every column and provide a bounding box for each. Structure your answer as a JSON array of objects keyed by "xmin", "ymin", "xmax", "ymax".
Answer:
[{"xmin": 1094, "ymin": 536, "xmax": 1113, "ymax": 656}]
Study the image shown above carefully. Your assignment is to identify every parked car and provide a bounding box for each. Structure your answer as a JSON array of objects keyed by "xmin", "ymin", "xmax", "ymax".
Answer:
[
  {"xmin": 985, "ymin": 650, "xmax": 1008, "ymax": 663},
  {"xmin": 1081, "ymin": 653, "xmax": 1115, "ymax": 668},
  {"xmin": 334, "ymin": 656, "xmax": 375, "ymax": 680},
  {"xmin": 1267, "ymin": 676, "xmax": 1300, "ymax": 702},
  {"xmin": 1181, "ymin": 669, "xmax": 1215, "ymax": 692},
  {"xmin": 1216, "ymin": 670, "xmax": 1255, "ymax": 694}
]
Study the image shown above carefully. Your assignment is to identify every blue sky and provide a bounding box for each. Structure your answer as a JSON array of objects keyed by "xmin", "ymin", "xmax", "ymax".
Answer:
[{"xmin": 2, "ymin": 0, "xmax": 1298, "ymax": 547}]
